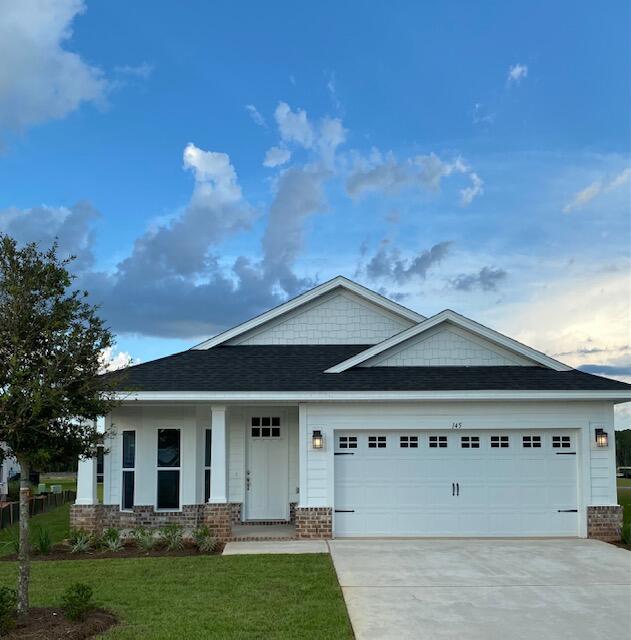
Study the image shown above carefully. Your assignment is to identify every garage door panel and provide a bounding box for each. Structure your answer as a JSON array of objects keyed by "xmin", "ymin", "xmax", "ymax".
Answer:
[{"xmin": 334, "ymin": 429, "xmax": 578, "ymax": 537}]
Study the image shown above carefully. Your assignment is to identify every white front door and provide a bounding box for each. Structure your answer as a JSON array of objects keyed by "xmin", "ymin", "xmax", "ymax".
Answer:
[
  {"xmin": 334, "ymin": 430, "xmax": 579, "ymax": 537},
  {"xmin": 246, "ymin": 415, "xmax": 289, "ymax": 520}
]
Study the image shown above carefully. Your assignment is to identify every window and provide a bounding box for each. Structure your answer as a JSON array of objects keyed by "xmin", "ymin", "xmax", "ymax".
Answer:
[
  {"xmin": 122, "ymin": 431, "xmax": 135, "ymax": 511},
  {"xmin": 490, "ymin": 435, "xmax": 509, "ymax": 448},
  {"xmin": 368, "ymin": 435, "xmax": 387, "ymax": 448},
  {"xmin": 461, "ymin": 436, "xmax": 480, "ymax": 449},
  {"xmin": 400, "ymin": 436, "xmax": 418, "ymax": 448},
  {"xmin": 429, "ymin": 435, "xmax": 448, "ymax": 448},
  {"xmin": 523, "ymin": 435, "xmax": 542, "ymax": 448},
  {"xmin": 251, "ymin": 417, "xmax": 280, "ymax": 438},
  {"xmin": 204, "ymin": 429, "xmax": 212, "ymax": 503},
  {"xmin": 157, "ymin": 429, "xmax": 180, "ymax": 509},
  {"xmin": 339, "ymin": 436, "xmax": 357, "ymax": 449},
  {"xmin": 552, "ymin": 435, "xmax": 571, "ymax": 448}
]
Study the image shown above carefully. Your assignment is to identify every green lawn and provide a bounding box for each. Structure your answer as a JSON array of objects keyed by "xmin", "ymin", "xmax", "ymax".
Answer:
[
  {"xmin": 0, "ymin": 502, "xmax": 71, "ymax": 556},
  {"xmin": 617, "ymin": 477, "xmax": 631, "ymax": 488},
  {"xmin": 0, "ymin": 554, "xmax": 353, "ymax": 639}
]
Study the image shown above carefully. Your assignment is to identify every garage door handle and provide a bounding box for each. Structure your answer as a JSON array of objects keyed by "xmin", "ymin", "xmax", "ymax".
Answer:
[
  {"xmin": 456, "ymin": 482, "xmax": 459, "ymax": 496},
  {"xmin": 557, "ymin": 509, "xmax": 578, "ymax": 512},
  {"xmin": 335, "ymin": 509, "xmax": 355, "ymax": 513},
  {"xmin": 335, "ymin": 452, "xmax": 355, "ymax": 456},
  {"xmin": 452, "ymin": 482, "xmax": 455, "ymax": 496}
]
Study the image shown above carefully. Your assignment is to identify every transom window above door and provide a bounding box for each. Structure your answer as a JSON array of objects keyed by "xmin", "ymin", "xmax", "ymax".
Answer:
[
  {"xmin": 523, "ymin": 435, "xmax": 542, "ymax": 448},
  {"xmin": 251, "ymin": 416, "xmax": 280, "ymax": 438},
  {"xmin": 429, "ymin": 435, "xmax": 448, "ymax": 448},
  {"xmin": 460, "ymin": 436, "xmax": 480, "ymax": 448},
  {"xmin": 552, "ymin": 435, "xmax": 571, "ymax": 448}
]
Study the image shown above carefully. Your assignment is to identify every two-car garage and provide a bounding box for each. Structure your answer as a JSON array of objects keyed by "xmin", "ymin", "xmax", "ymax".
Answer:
[{"xmin": 333, "ymin": 430, "xmax": 579, "ymax": 537}]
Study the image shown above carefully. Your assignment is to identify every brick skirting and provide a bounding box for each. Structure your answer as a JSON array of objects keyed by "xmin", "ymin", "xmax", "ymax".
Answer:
[
  {"xmin": 587, "ymin": 505, "xmax": 623, "ymax": 542},
  {"xmin": 294, "ymin": 507, "xmax": 332, "ymax": 539},
  {"xmin": 70, "ymin": 503, "xmax": 243, "ymax": 541}
]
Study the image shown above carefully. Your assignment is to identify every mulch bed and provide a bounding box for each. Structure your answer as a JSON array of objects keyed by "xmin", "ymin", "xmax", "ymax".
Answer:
[
  {"xmin": 7, "ymin": 607, "xmax": 117, "ymax": 640},
  {"xmin": 0, "ymin": 542, "xmax": 224, "ymax": 562}
]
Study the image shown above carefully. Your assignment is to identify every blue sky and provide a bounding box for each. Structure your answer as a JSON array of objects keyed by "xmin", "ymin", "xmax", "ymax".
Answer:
[{"xmin": 0, "ymin": 1, "xmax": 629, "ymax": 422}]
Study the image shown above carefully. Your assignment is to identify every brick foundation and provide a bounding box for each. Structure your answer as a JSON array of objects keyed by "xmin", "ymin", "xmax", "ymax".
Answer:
[
  {"xmin": 587, "ymin": 505, "xmax": 623, "ymax": 542},
  {"xmin": 294, "ymin": 507, "xmax": 332, "ymax": 539},
  {"xmin": 70, "ymin": 502, "xmax": 242, "ymax": 542}
]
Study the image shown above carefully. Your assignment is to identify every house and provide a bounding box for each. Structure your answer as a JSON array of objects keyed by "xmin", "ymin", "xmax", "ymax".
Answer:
[{"xmin": 71, "ymin": 276, "xmax": 631, "ymax": 542}]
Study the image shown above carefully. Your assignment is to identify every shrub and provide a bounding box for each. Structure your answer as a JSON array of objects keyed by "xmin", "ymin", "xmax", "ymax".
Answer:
[
  {"xmin": 132, "ymin": 527, "xmax": 157, "ymax": 552},
  {"xmin": 34, "ymin": 527, "xmax": 52, "ymax": 554},
  {"xmin": 622, "ymin": 522, "xmax": 631, "ymax": 545},
  {"xmin": 0, "ymin": 586, "xmax": 17, "ymax": 634},
  {"xmin": 99, "ymin": 527, "xmax": 123, "ymax": 552},
  {"xmin": 192, "ymin": 526, "xmax": 218, "ymax": 553},
  {"xmin": 61, "ymin": 583, "xmax": 94, "ymax": 621},
  {"xmin": 70, "ymin": 531, "xmax": 92, "ymax": 554},
  {"xmin": 159, "ymin": 524, "xmax": 184, "ymax": 551}
]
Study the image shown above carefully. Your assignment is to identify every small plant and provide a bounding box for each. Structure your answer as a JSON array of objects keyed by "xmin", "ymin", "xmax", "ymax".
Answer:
[
  {"xmin": 0, "ymin": 586, "xmax": 17, "ymax": 634},
  {"xmin": 622, "ymin": 522, "xmax": 631, "ymax": 546},
  {"xmin": 99, "ymin": 527, "xmax": 123, "ymax": 552},
  {"xmin": 132, "ymin": 526, "xmax": 157, "ymax": 552},
  {"xmin": 34, "ymin": 527, "xmax": 52, "ymax": 554},
  {"xmin": 9, "ymin": 536, "xmax": 20, "ymax": 556},
  {"xmin": 70, "ymin": 531, "xmax": 92, "ymax": 554},
  {"xmin": 61, "ymin": 583, "xmax": 94, "ymax": 622},
  {"xmin": 159, "ymin": 523, "xmax": 184, "ymax": 551},
  {"xmin": 192, "ymin": 526, "xmax": 218, "ymax": 553},
  {"xmin": 68, "ymin": 528, "xmax": 88, "ymax": 545}
]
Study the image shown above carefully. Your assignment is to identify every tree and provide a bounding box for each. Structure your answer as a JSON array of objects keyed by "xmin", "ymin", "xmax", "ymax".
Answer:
[{"xmin": 0, "ymin": 236, "xmax": 120, "ymax": 618}]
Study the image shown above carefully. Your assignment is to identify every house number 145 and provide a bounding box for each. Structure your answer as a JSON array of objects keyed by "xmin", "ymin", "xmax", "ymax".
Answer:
[{"xmin": 451, "ymin": 422, "xmax": 463, "ymax": 429}]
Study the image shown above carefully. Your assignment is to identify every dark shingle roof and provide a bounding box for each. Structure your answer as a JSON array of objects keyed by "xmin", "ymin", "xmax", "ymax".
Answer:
[{"xmin": 102, "ymin": 345, "xmax": 631, "ymax": 392}]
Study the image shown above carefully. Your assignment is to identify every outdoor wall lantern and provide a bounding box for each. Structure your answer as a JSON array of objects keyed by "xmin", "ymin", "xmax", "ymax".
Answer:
[
  {"xmin": 595, "ymin": 427, "xmax": 609, "ymax": 448},
  {"xmin": 312, "ymin": 430, "xmax": 324, "ymax": 450}
]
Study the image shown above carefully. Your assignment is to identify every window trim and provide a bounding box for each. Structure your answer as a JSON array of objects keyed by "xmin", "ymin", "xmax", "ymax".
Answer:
[
  {"xmin": 429, "ymin": 435, "xmax": 448, "ymax": 448},
  {"xmin": 368, "ymin": 435, "xmax": 387, "ymax": 449},
  {"xmin": 460, "ymin": 435, "xmax": 480, "ymax": 449},
  {"xmin": 522, "ymin": 435, "xmax": 542, "ymax": 448},
  {"xmin": 400, "ymin": 435, "xmax": 419, "ymax": 448},
  {"xmin": 156, "ymin": 427, "xmax": 182, "ymax": 511},
  {"xmin": 121, "ymin": 430, "xmax": 135, "ymax": 512}
]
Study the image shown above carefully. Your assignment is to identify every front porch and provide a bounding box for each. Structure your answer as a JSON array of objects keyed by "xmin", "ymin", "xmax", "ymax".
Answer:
[{"xmin": 71, "ymin": 402, "xmax": 332, "ymax": 541}]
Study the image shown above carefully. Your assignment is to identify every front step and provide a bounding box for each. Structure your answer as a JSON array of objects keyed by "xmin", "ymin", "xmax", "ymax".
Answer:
[{"xmin": 230, "ymin": 522, "xmax": 296, "ymax": 542}]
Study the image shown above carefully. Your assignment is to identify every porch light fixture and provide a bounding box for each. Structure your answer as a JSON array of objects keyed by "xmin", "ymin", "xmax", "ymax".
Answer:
[
  {"xmin": 595, "ymin": 428, "xmax": 608, "ymax": 448},
  {"xmin": 312, "ymin": 430, "xmax": 324, "ymax": 450}
]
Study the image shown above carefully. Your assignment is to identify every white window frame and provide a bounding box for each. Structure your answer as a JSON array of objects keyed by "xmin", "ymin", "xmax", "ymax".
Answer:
[
  {"xmin": 121, "ymin": 430, "xmax": 135, "ymax": 512},
  {"xmin": 156, "ymin": 427, "xmax": 182, "ymax": 511}
]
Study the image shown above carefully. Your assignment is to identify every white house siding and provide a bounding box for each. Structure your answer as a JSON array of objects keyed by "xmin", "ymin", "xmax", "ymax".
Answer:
[
  {"xmin": 362, "ymin": 324, "xmax": 534, "ymax": 367},
  {"xmin": 300, "ymin": 400, "xmax": 618, "ymax": 537},
  {"xmin": 227, "ymin": 290, "xmax": 413, "ymax": 345}
]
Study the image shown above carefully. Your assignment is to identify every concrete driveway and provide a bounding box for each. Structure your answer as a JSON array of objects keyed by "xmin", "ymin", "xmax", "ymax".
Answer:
[{"xmin": 328, "ymin": 539, "xmax": 631, "ymax": 640}]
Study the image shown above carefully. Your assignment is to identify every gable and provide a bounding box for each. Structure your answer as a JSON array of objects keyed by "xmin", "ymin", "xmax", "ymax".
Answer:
[
  {"xmin": 226, "ymin": 290, "xmax": 415, "ymax": 345},
  {"xmin": 360, "ymin": 322, "xmax": 535, "ymax": 366}
]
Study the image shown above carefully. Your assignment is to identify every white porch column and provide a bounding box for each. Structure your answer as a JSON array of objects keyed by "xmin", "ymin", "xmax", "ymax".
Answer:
[
  {"xmin": 209, "ymin": 405, "xmax": 227, "ymax": 503},
  {"xmin": 75, "ymin": 455, "xmax": 97, "ymax": 505},
  {"xmin": 298, "ymin": 404, "xmax": 308, "ymax": 508}
]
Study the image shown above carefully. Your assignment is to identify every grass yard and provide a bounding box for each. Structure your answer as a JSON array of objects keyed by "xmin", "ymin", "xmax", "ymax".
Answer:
[
  {"xmin": 617, "ymin": 486, "xmax": 631, "ymax": 527},
  {"xmin": 0, "ymin": 554, "xmax": 353, "ymax": 640},
  {"xmin": 0, "ymin": 501, "xmax": 71, "ymax": 556},
  {"xmin": 617, "ymin": 477, "xmax": 631, "ymax": 488}
]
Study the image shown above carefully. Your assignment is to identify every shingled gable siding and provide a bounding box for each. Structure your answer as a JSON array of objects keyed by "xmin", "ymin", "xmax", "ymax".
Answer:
[
  {"xmin": 226, "ymin": 290, "xmax": 413, "ymax": 345},
  {"xmin": 362, "ymin": 324, "xmax": 533, "ymax": 367}
]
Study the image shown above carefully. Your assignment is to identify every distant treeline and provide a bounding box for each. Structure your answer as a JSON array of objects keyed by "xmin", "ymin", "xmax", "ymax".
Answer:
[{"xmin": 616, "ymin": 429, "xmax": 631, "ymax": 467}]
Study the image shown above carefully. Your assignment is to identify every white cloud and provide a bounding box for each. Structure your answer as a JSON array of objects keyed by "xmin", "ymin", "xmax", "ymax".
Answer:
[
  {"xmin": 98, "ymin": 347, "xmax": 138, "ymax": 373},
  {"xmin": 274, "ymin": 101, "xmax": 314, "ymax": 148},
  {"xmin": 183, "ymin": 143, "xmax": 242, "ymax": 203},
  {"xmin": 507, "ymin": 63, "xmax": 528, "ymax": 84},
  {"xmin": 263, "ymin": 146, "xmax": 291, "ymax": 168},
  {"xmin": 460, "ymin": 172, "xmax": 484, "ymax": 205},
  {"xmin": 114, "ymin": 63, "xmax": 153, "ymax": 79},
  {"xmin": 317, "ymin": 117, "xmax": 347, "ymax": 165},
  {"xmin": 0, "ymin": 0, "xmax": 108, "ymax": 136},
  {"xmin": 245, "ymin": 104, "xmax": 266, "ymax": 127},
  {"xmin": 346, "ymin": 151, "xmax": 483, "ymax": 206},
  {"xmin": 563, "ymin": 167, "xmax": 631, "ymax": 213}
]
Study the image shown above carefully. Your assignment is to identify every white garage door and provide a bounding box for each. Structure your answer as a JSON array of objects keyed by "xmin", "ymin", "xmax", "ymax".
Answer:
[{"xmin": 334, "ymin": 430, "xmax": 578, "ymax": 537}]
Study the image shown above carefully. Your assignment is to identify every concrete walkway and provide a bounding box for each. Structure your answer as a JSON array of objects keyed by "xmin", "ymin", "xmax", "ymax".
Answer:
[
  {"xmin": 329, "ymin": 539, "xmax": 631, "ymax": 640},
  {"xmin": 223, "ymin": 540, "xmax": 328, "ymax": 555}
]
